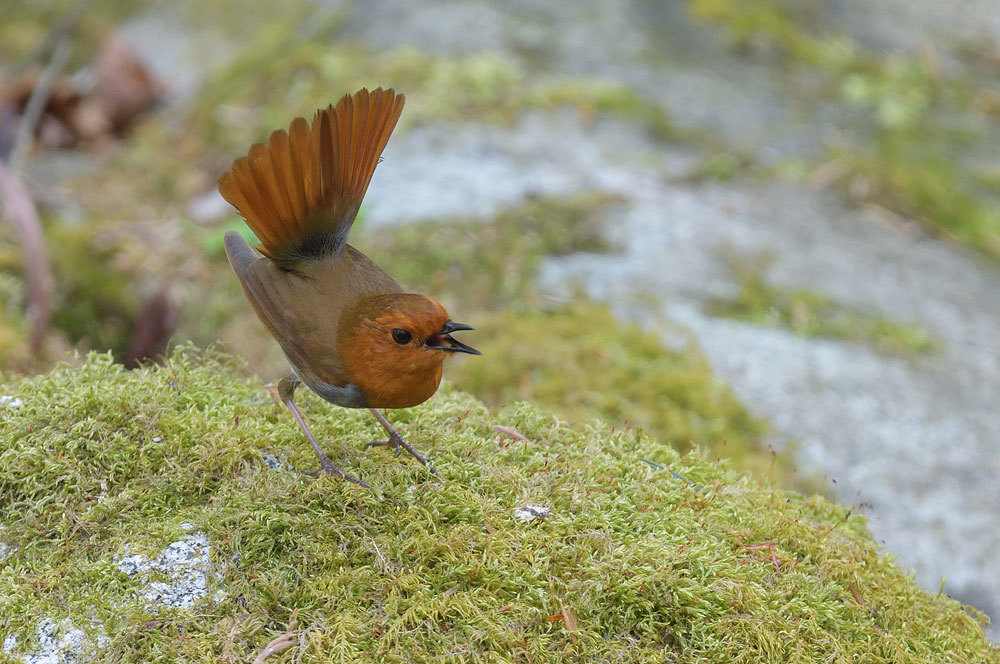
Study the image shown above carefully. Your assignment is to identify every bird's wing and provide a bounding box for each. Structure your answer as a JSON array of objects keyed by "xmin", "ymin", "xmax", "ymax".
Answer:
[
  {"xmin": 217, "ymin": 88, "xmax": 404, "ymax": 266},
  {"xmin": 224, "ymin": 233, "xmax": 403, "ymax": 388}
]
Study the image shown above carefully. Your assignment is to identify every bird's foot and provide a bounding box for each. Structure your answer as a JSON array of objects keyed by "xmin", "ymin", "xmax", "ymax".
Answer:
[
  {"xmin": 365, "ymin": 437, "xmax": 403, "ymax": 457},
  {"xmin": 366, "ymin": 433, "xmax": 439, "ymax": 476},
  {"xmin": 303, "ymin": 452, "xmax": 370, "ymax": 488}
]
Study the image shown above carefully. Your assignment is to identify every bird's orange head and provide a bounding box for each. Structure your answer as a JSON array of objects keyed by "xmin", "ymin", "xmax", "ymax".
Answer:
[{"xmin": 338, "ymin": 293, "xmax": 480, "ymax": 409}]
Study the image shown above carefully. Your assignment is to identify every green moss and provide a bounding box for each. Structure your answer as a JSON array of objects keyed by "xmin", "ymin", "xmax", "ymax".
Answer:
[
  {"xmin": 707, "ymin": 252, "xmax": 940, "ymax": 356},
  {"xmin": 0, "ymin": 348, "xmax": 994, "ymax": 662}
]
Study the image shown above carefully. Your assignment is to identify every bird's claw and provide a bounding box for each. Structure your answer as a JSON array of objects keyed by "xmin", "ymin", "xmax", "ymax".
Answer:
[
  {"xmin": 303, "ymin": 453, "xmax": 370, "ymax": 488},
  {"xmin": 365, "ymin": 435, "xmax": 439, "ymax": 476},
  {"xmin": 365, "ymin": 438, "xmax": 402, "ymax": 456}
]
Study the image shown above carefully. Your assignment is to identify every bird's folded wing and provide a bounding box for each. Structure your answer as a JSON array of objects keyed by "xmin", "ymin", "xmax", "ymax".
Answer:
[{"xmin": 224, "ymin": 231, "xmax": 316, "ymax": 374}]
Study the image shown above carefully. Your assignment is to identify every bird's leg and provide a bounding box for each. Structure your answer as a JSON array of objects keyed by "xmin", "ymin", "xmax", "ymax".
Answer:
[
  {"xmin": 365, "ymin": 408, "xmax": 439, "ymax": 476},
  {"xmin": 276, "ymin": 375, "xmax": 370, "ymax": 488}
]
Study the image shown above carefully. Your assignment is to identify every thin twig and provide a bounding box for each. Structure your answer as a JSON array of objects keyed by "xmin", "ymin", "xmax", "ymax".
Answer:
[
  {"xmin": 7, "ymin": 0, "xmax": 92, "ymax": 167},
  {"xmin": 0, "ymin": 161, "xmax": 51, "ymax": 352},
  {"xmin": 0, "ymin": 4, "xmax": 82, "ymax": 355},
  {"xmin": 493, "ymin": 425, "xmax": 531, "ymax": 443},
  {"xmin": 8, "ymin": 37, "xmax": 71, "ymax": 171}
]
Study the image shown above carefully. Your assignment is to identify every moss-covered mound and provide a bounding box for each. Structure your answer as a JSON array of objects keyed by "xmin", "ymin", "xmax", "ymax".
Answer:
[{"xmin": 0, "ymin": 348, "xmax": 994, "ymax": 663}]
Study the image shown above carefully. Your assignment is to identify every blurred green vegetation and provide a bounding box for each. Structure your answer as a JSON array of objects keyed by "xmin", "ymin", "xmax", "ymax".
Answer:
[
  {"xmin": 190, "ymin": 34, "xmax": 673, "ymax": 156},
  {"xmin": 47, "ymin": 224, "xmax": 140, "ymax": 360},
  {"xmin": 707, "ymin": 252, "xmax": 940, "ymax": 356},
  {"xmin": 365, "ymin": 194, "xmax": 617, "ymax": 308},
  {"xmin": 0, "ymin": 273, "xmax": 32, "ymax": 367},
  {"xmin": 454, "ymin": 303, "xmax": 766, "ymax": 463},
  {"xmin": 0, "ymin": 0, "xmax": 144, "ymax": 68},
  {"xmin": 690, "ymin": 0, "xmax": 1000, "ymax": 261},
  {"xmin": 689, "ymin": 0, "xmax": 827, "ymax": 57},
  {"xmin": 357, "ymin": 194, "xmax": 774, "ymax": 478}
]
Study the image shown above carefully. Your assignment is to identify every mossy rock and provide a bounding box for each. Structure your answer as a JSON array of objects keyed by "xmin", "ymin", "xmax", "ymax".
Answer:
[{"xmin": 0, "ymin": 348, "xmax": 994, "ymax": 662}]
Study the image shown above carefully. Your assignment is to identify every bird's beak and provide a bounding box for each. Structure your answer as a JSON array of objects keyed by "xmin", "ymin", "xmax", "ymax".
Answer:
[{"xmin": 425, "ymin": 321, "xmax": 482, "ymax": 355}]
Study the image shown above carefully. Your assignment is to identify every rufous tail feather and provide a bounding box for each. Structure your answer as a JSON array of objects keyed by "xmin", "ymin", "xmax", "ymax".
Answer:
[{"xmin": 217, "ymin": 87, "xmax": 404, "ymax": 263}]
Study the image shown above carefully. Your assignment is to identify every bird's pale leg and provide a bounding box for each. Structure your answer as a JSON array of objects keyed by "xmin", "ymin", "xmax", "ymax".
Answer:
[
  {"xmin": 276, "ymin": 375, "xmax": 370, "ymax": 488},
  {"xmin": 365, "ymin": 408, "xmax": 439, "ymax": 476}
]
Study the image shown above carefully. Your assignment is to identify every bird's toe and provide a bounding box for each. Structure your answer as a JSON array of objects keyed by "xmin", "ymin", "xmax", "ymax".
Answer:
[{"xmin": 304, "ymin": 455, "xmax": 370, "ymax": 488}]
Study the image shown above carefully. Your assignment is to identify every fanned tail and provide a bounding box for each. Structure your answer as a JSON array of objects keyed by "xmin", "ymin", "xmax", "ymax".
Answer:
[{"xmin": 217, "ymin": 87, "xmax": 405, "ymax": 264}]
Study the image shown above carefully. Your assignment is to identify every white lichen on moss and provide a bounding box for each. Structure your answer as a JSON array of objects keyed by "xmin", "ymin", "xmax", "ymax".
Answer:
[
  {"xmin": 2, "ymin": 618, "xmax": 102, "ymax": 664},
  {"xmin": 513, "ymin": 505, "xmax": 551, "ymax": 522},
  {"xmin": 117, "ymin": 526, "xmax": 215, "ymax": 610},
  {"xmin": 0, "ymin": 526, "xmax": 12, "ymax": 563}
]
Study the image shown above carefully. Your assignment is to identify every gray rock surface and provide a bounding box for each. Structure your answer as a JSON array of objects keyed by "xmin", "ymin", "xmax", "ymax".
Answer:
[{"xmin": 831, "ymin": 0, "xmax": 1000, "ymax": 58}]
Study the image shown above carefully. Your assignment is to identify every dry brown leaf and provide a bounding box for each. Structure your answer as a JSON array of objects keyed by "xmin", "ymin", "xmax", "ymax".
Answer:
[
  {"xmin": 93, "ymin": 31, "xmax": 166, "ymax": 133},
  {"xmin": 0, "ymin": 30, "xmax": 164, "ymax": 157},
  {"xmin": 125, "ymin": 288, "xmax": 178, "ymax": 369},
  {"xmin": 252, "ymin": 632, "xmax": 300, "ymax": 664},
  {"xmin": 848, "ymin": 582, "xmax": 865, "ymax": 606},
  {"xmin": 561, "ymin": 602, "xmax": 579, "ymax": 644}
]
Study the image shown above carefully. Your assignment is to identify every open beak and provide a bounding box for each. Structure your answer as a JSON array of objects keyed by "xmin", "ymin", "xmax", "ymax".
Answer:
[{"xmin": 425, "ymin": 321, "xmax": 482, "ymax": 355}]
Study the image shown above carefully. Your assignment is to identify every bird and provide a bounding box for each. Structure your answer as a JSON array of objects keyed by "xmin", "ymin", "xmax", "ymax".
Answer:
[{"xmin": 217, "ymin": 87, "xmax": 480, "ymax": 488}]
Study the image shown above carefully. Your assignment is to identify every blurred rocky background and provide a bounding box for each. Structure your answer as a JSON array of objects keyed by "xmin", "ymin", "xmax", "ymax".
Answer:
[{"xmin": 1, "ymin": 0, "xmax": 998, "ymax": 640}]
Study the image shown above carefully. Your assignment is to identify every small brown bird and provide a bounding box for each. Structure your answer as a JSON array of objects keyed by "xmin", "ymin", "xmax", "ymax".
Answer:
[{"xmin": 218, "ymin": 88, "xmax": 479, "ymax": 488}]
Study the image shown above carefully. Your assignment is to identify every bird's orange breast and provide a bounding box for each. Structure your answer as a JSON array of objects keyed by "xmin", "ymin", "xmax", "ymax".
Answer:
[{"xmin": 350, "ymin": 352, "xmax": 444, "ymax": 409}]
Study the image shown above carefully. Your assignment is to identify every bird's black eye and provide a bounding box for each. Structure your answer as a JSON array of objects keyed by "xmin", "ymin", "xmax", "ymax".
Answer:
[{"xmin": 391, "ymin": 328, "xmax": 412, "ymax": 345}]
